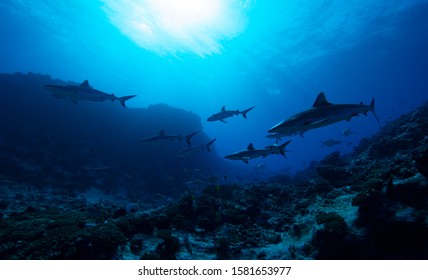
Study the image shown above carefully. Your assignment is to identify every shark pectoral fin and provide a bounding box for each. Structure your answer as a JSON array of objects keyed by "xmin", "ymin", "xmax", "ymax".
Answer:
[{"xmin": 220, "ymin": 119, "xmax": 228, "ymax": 123}]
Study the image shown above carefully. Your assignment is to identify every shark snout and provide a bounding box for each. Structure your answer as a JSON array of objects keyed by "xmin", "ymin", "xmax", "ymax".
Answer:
[{"xmin": 267, "ymin": 124, "xmax": 281, "ymax": 133}]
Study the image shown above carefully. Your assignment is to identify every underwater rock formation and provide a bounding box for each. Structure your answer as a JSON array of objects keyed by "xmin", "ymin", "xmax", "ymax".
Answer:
[{"xmin": 0, "ymin": 72, "xmax": 223, "ymax": 197}]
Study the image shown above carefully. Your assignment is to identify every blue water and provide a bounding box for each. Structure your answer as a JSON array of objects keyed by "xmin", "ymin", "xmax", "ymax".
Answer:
[{"xmin": 1, "ymin": 0, "xmax": 428, "ymax": 175}]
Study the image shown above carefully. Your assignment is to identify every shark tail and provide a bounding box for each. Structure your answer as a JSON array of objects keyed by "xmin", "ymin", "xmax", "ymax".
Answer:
[
  {"xmin": 119, "ymin": 95, "xmax": 137, "ymax": 107},
  {"xmin": 184, "ymin": 131, "xmax": 198, "ymax": 145},
  {"xmin": 369, "ymin": 97, "xmax": 379, "ymax": 122},
  {"xmin": 205, "ymin": 138, "xmax": 217, "ymax": 152},
  {"xmin": 279, "ymin": 140, "xmax": 292, "ymax": 158},
  {"xmin": 241, "ymin": 106, "xmax": 255, "ymax": 119}
]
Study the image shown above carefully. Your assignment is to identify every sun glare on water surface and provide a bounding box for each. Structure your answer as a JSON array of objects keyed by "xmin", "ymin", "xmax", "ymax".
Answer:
[{"xmin": 102, "ymin": 0, "xmax": 251, "ymax": 56}]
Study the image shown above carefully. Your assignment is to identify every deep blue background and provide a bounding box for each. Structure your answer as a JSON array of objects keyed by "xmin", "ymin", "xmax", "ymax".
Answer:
[{"xmin": 1, "ymin": 0, "xmax": 428, "ymax": 176}]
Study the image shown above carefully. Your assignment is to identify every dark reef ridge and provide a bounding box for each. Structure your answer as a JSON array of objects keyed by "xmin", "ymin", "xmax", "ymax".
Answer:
[
  {"xmin": 0, "ymin": 72, "xmax": 224, "ymax": 197},
  {"xmin": 1, "ymin": 73, "xmax": 428, "ymax": 259}
]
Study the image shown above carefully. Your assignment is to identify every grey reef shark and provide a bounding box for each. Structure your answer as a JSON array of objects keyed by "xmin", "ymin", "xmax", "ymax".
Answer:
[
  {"xmin": 175, "ymin": 138, "xmax": 217, "ymax": 157},
  {"xmin": 225, "ymin": 140, "xmax": 291, "ymax": 164},
  {"xmin": 267, "ymin": 92, "xmax": 379, "ymax": 136},
  {"xmin": 43, "ymin": 80, "xmax": 136, "ymax": 107},
  {"xmin": 207, "ymin": 106, "xmax": 255, "ymax": 123},
  {"xmin": 140, "ymin": 129, "xmax": 198, "ymax": 146}
]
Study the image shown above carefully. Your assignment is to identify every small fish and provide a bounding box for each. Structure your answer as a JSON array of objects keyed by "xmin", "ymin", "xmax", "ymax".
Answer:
[
  {"xmin": 342, "ymin": 128, "xmax": 357, "ymax": 137},
  {"xmin": 320, "ymin": 138, "xmax": 342, "ymax": 147}
]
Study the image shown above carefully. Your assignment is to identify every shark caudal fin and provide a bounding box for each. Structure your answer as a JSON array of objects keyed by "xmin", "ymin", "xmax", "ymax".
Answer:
[
  {"xmin": 370, "ymin": 97, "xmax": 380, "ymax": 122},
  {"xmin": 241, "ymin": 106, "xmax": 255, "ymax": 119},
  {"xmin": 205, "ymin": 138, "xmax": 217, "ymax": 152},
  {"xmin": 279, "ymin": 140, "xmax": 292, "ymax": 158},
  {"xmin": 184, "ymin": 131, "xmax": 198, "ymax": 145},
  {"xmin": 119, "ymin": 95, "xmax": 137, "ymax": 107}
]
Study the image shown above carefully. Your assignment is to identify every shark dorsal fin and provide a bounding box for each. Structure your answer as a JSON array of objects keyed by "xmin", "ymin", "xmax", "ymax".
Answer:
[
  {"xmin": 312, "ymin": 92, "xmax": 332, "ymax": 107},
  {"xmin": 159, "ymin": 129, "xmax": 165, "ymax": 136},
  {"xmin": 247, "ymin": 143, "xmax": 255, "ymax": 150},
  {"xmin": 80, "ymin": 80, "xmax": 90, "ymax": 88},
  {"xmin": 221, "ymin": 106, "xmax": 226, "ymax": 112}
]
